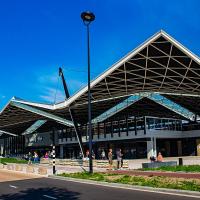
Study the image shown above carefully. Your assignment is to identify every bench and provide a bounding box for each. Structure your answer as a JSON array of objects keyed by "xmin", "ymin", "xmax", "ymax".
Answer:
[{"xmin": 142, "ymin": 161, "xmax": 177, "ymax": 168}]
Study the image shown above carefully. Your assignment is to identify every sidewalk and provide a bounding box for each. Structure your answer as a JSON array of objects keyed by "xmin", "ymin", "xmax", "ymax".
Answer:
[
  {"xmin": 2, "ymin": 162, "xmax": 200, "ymax": 179},
  {"xmin": 27, "ymin": 163, "xmax": 107, "ymax": 175}
]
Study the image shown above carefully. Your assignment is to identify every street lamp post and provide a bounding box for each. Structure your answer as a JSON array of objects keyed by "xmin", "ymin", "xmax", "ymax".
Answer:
[{"xmin": 81, "ymin": 11, "xmax": 95, "ymax": 173}]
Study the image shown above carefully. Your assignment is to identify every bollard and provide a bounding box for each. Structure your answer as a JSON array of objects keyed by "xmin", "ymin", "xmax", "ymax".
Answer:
[
  {"xmin": 51, "ymin": 128, "xmax": 56, "ymax": 175},
  {"xmin": 179, "ymin": 157, "xmax": 183, "ymax": 166},
  {"xmin": 53, "ymin": 145, "xmax": 56, "ymax": 174}
]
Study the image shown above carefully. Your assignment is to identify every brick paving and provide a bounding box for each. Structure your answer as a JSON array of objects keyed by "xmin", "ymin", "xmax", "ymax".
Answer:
[{"xmin": 108, "ymin": 170, "xmax": 200, "ymax": 179}]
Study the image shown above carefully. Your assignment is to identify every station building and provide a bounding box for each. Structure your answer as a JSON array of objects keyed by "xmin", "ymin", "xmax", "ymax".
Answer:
[{"xmin": 1, "ymin": 30, "xmax": 200, "ymax": 159}]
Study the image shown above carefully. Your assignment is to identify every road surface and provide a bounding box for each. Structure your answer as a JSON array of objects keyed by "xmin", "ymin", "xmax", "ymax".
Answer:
[{"xmin": 0, "ymin": 170, "xmax": 199, "ymax": 200}]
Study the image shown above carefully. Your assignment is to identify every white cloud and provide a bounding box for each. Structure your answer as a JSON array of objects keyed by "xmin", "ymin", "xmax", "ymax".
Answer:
[
  {"xmin": 37, "ymin": 72, "xmax": 59, "ymax": 85},
  {"xmin": 35, "ymin": 69, "xmax": 86, "ymax": 104},
  {"xmin": 0, "ymin": 95, "xmax": 6, "ymax": 99},
  {"xmin": 40, "ymin": 87, "xmax": 65, "ymax": 103},
  {"xmin": 39, "ymin": 78, "xmax": 86, "ymax": 104}
]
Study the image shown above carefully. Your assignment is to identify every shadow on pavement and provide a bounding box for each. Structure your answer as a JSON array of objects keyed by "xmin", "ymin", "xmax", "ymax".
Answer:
[{"xmin": 0, "ymin": 179, "xmax": 80, "ymax": 200}]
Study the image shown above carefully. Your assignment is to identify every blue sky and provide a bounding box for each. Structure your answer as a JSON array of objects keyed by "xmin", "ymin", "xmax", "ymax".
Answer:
[{"xmin": 0, "ymin": 0, "xmax": 200, "ymax": 109}]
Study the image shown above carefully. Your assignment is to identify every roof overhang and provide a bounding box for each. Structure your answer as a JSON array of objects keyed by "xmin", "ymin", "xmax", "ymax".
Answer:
[{"xmin": 1, "ymin": 30, "xmax": 200, "ymax": 128}]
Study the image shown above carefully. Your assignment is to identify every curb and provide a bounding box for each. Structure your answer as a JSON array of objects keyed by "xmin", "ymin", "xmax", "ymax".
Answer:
[{"xmin": 48, "ymin": 175, "xmax": 200, "ymax": 198}]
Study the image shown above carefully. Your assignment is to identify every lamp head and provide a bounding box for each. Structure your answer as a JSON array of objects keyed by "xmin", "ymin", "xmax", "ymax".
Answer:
[{"xmin": 81, "ymin": 11, "xmax": 95, "ymax": 25}]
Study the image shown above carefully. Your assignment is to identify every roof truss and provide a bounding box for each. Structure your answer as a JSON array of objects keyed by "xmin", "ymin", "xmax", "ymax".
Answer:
[{"xmin": 53, "ymin": 30, "xmax": 200, "ymax": 109}]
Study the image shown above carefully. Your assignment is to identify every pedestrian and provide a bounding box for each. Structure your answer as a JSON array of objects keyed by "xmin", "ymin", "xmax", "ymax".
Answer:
[
  {"xmin": 33, "ymin": 151, "xmax": 39, "ymax": 164},
  {"xmin": 101, "ymin": 150, "xmax": 106, "ymax": 160},
  {"xmin": 116, "ymin": 149, "xmax": 123, "ymax": 169},
  {"xmin": 85, "ymin": 150, "xmax": 89, "ymax": 161},
  {"xmin": 150, "ymin": 155, "xmax": 156, "ymax": 162},
  {"xmin": 28, "ymin": 152, "xmax": 32, "ymax": 165},
  {"xmin": 44, "ymin": 152, "xmax": 49, "ymax": 159},
  {"xmin": 79, "ymin": 151, "xmax": 83, "ymax": 159},
  {"xmin": 92, "ymin": 150, "xmax": 95, "ymax": 159},
  {"xmin": 108, "ymin": 149, "xmax": 113, "ymax": 171},
  {"xmin": 157, "ymin": 152, "xmax": 164, "ymax": 162}
]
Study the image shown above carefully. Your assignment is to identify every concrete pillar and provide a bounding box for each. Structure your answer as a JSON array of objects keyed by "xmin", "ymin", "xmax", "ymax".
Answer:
[
  {"xmin": 126, "ymin": 116, "xmax": 129, "ymax": 136},
  {"xmin": 134, "ymin": 116, "xmax": 137, "ymax": 135},
  {"xmin": 60, "ymin": 145, "xmax": 64, "ymax": 159},
  {"xmin": 153, "ymin": 137, "xmax": 157, "ymax": 157},
  {"xmin": 104, "ymin": 122, "xmax": 106, "ymax": 138},
  {"xmin": 111, "ymin": 121, "xmax": 113, "ymax": 138},
  {"xmin": 143, "ymin": 116, "xmax": 146, "ymax": 135},
  {"xmin": 165, "ymin": 141, "xmax": 171, "ymax": 157},
  {"xmin": 147, "ymin": 138, "xmax": 154, "ymax": 159},
  {"xmin": 177, "ymin": 140, "xmax": 182, "ymax": 156},
  {"xmin": 0, "ymin": 144, "xmax": 3, "ymax": 156},
  {"xmin": 0, "ymin": 139, "xmax": 4, "ymax": 156}
]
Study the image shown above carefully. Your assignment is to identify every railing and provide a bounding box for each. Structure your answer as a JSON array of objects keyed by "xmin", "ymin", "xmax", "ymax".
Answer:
[{"xmin": 58, "ymin": 116, "xmax": 184, "ymax": 140}]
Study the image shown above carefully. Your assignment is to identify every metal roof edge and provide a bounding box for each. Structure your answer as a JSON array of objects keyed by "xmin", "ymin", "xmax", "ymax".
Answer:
[
  {"xmin": 160, "ymin": 30, "xmax": 200, "ymax": 64},
  {"xmin": 11, "ymin": 97, "xmax": 55, "ymax": 110}
]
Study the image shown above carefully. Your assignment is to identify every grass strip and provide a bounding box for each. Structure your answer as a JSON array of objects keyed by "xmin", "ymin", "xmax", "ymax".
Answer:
[
  {"xmin": 58, "ymin": 172, "xmax": 200, "ymax": 192},
  {"xmin": 0, "ymin": 158, "xmax": 27, "ymax": 164}
]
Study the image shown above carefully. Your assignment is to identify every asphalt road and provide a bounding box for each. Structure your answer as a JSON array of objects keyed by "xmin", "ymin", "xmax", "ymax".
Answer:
[{"xmin": 0, "ymin": 170, "xmax": 199, "ymax": 200}]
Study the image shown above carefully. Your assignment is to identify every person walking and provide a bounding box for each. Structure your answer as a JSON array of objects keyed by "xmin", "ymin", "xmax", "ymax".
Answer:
[
  {"xmin": 28, "ymin": 152, "xmax": 32, "ymax": 165},
  {"xmin": 116, "ymin": 149, "xmax": 123, "ymax": 169},
  {"xmin": 85, "ymin": 150, "xmax": 89, "ymax": 161},
  {"xmin": 33, "ymin": 151, "xmax": 39, "ymax": 164},
  {"xmin": 101, "ymin": 150, "xmax": 106, "ymax": 160},
  {"xmin": 44, "ymin": 152, "xmax": 49, "ymax": 159},
  {"xmin": 108, "ymin": 149, "xmax": 113, "ymax": 171}
]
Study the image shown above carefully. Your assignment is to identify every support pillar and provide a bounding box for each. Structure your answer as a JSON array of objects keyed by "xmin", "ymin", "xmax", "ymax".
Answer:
[
  {"xmin": 60, "ymin": 145, "xmax": 64, "ymax": 159},
  {"xmin": 0, "ymin": 140, "xmax": 4, "ymax": 156},
  {"xmin": 134, "ymin": 116, "xmax": 137, "ymax": 136},
  {"xmin": 177, "ymin": 140, "xmax": 182, "ymax": 156},
  {"xmin": 104, "ymin": 122, "xmax": 106, "ymax": 138},
  {"xmin": 147, "ymin": 138, "xmax": 154, "ymax": 159},
  {"xmin": 97, "ymin": 123, "xmax": 100, "ymax": 139},
  {"xmin": 165, "ymin": 141, "xmax": 171, "ymax": 157},
  {"xmin": 143, "ymin": 116, "xmax": 146, "ymax": 135},
  {"xmin": 111, "ymin": 121, "xmax": 113, "ymax": 138},
  {"xmin": 153, "ymin": 137, "xmax": 157, "ymax": 157},
  {"xmin": 126, "ymin": 116, "xmax": 129, "ymax": 136},
  {"xmin": 118, "ymin": 119, "xmax": 120, "ymax": 137}
]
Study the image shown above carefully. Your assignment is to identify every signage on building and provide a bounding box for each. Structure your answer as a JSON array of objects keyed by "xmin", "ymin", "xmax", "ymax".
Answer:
[
  {"xmin": 28, "ymin": 135, "xmax": 43, "ymax": 143},
  {"xmin": 25, "ymin": 132, "xmax": 52, "ymax": 147}
]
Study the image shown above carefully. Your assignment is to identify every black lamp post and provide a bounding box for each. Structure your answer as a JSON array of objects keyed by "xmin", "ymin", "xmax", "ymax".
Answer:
[{"xmin": 81, "ymin": 11, "xmax": 95, "ymax": 173}]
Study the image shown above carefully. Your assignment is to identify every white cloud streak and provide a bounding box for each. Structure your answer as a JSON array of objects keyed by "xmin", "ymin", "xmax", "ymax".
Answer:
[
  {"xmin": 36, "ymin": 69, "xmax": 86, "ymax": 104},
  {"xmin": 40, "ymin": 87, "xmax": 65, "ymax": 104}
]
